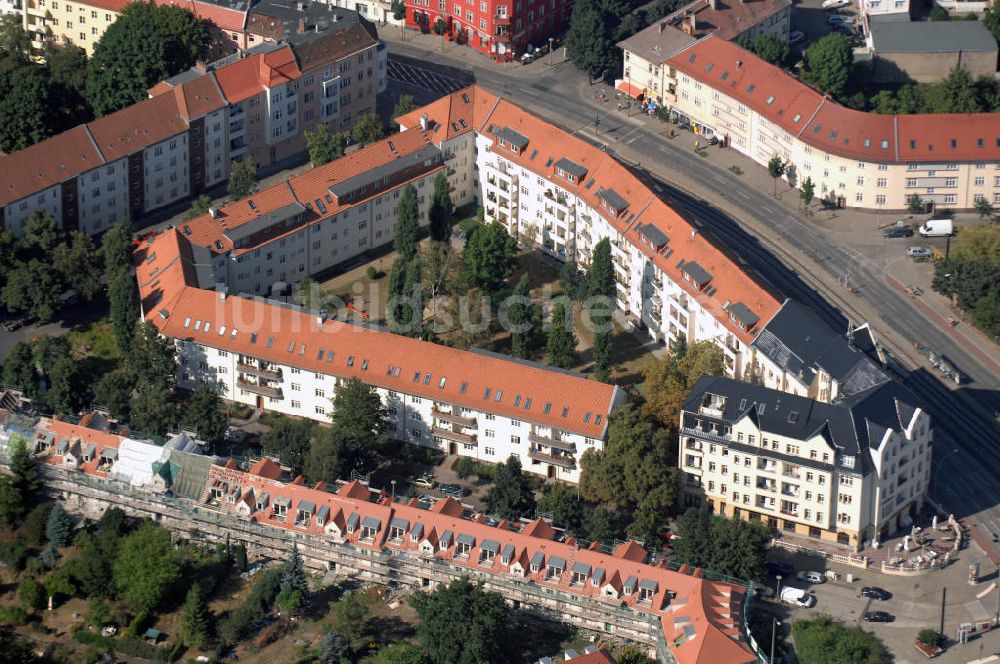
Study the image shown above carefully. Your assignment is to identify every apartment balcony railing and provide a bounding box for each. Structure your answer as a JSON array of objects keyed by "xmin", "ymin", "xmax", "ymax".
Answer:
[
  {"xmin": 782, "ymin": 471, "xmax": 801, "ymax": 480},
  {"xmin": 431, "ymin": 407, "xmax": 476, "ymax": 427},
  {"xmin": 684, "ymin": 440, "xmax": 703, "ymax": 452},
  {"xmin": 236, "ymin": 379, "xmax": 282, "ymax": 398},
  {"xmin": 528, "ymin": 432, "xmax": 576, "ymax": 453},
  {"xmin": 780, "ymin": 488, "xmax": 799, "ymax": 498},
  {"xmin": 779, "ymin": 508, "xmax": 799, "ymax": 518},
  {"xmin": 757, "ymin": 462, "xmax": 779, "ymax": 473},
  {"xmin": 528, "ymin": 448, "xmax": 576, "ymax": 469},
  {"xmin": 237, "ymin": 363, "xmax": 282, "ymax": 381},
  {"xmin": 756, "ymin": 482, "xmax": 775, "ymax": 492},
  {"xmin": 432, "ymin": 426, "xmax": 477, "ymax": 444}
]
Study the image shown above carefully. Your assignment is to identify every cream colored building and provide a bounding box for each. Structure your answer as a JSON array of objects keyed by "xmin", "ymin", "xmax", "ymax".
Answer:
[
  {"xmin": 23, "ymin": 0, "xmax": 122, "ymax": 55},
  {"xmin": 680, "ymin": 376, "xmax": 932, "ymax": 551},
  {"xmin": 620, "ymin": 32, "xmax": 1000, "ymax": 212}
]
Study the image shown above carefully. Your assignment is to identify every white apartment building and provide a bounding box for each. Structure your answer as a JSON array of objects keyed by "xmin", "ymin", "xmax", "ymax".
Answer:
[
  {"xmin": 619, "ymin": 32, "xmax": 1000, "ymax": 212},
  {"xmin": 396, "ymin": 86, "xmax": 783, "ymax": 379},
  {"xmin": 680, "ymin": 375, "xmax": 931, "ymax": 550},
  {"xmin": 75, "ymin": 158, "xmax": 130, "ymax": 237}
]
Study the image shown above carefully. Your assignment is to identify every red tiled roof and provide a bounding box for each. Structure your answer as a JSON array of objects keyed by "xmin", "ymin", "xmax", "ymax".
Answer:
[
  {"xmin": 667, "ymin": 35, "xmax": 1000, "ymax": 163},
  {"xmin": 565, "ymin": 651, "xmax": 616, "ymax": 664},
  {"xmin": 0, "ymin": 126, "xmax": 104, "ymax": 206},
  {"xmin": 36, "ymin": 418, "xmax": 123, "ymax": 477},
  {"xmin": 148, "ymin": 68, "xmax": 228, "ymax": 122},
  {"xmin": 199, "ymin": 462, "xmax": 756, "ymax": 664},
  {"xmin": 154, "ymin": 0, "xmax": 248, "ymax": 33},
  {"xmin": 78, "ymin": 0, "xmax": 133, "ymax": 11},
  {"xmin": 665, "ymin": 0, "xmax": 791, "ymax": 41},
  {"xmin": 213, "ymin": 47, "xmax": 299, "ymax": 104}
]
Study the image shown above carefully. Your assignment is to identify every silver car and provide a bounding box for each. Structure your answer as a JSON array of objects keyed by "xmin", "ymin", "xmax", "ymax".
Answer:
[{"xmin": 908, "ymin": 246, "xmax": 932, "ymax": 258}]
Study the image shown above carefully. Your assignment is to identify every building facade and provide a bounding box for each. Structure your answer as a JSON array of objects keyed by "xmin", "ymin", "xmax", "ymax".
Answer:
[
  {"xmin": 0, "ymin": 9, "xmax": 385, "ymax": 236},
  {"xmin": 680, "ymin": 375, "xmax": 932, "ymax": 551},
  {"xmin": 0, "ymin": 411, "xmax": 759, "ymax": 664},
  {"xmin": 404, "ymin": 0, "xmax": 573, "ymax": 61},
  {"xmin": 619, "ymin": 32, "xmax": 1000, "ymax": 212}
]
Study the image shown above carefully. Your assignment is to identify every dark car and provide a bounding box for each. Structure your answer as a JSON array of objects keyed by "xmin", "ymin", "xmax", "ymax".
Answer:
[
  {"xmin": 861, "ymin": 586, "xmax": 891, "ymax": 601},
  {"xmin": 883, "ymin": 227, "xmax": 914, "ymax": 238},
  {"xmin": 438, "ymin": 484, "xmax": 466, "ymax": 497},
  {"xmin": 767, "ymin": 561, "xmax": 794, "ymax": 577},
  {"xmin": 863, "ymin": 611, "xmax": 894, "ymax": 623}
]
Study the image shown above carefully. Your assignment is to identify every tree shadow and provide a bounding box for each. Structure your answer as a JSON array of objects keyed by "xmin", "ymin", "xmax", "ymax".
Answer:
[
  {"xmin": 503, "ymin": 612, "xmax": 577, "ymax": 663},
  {"xmin": 366, "ymin": 615, "xmax": 416, "ymax": 644}
]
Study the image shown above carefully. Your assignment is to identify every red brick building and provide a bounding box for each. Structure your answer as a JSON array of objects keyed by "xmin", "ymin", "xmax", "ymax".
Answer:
[{"xmin": 405, "ymin": 0, "xmax": 573, "ymax": 61}]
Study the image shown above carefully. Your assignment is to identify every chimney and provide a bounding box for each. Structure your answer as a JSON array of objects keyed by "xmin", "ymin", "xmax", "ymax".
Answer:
[
  {"xmin": 689, "ymin": 13, "xmax": 696, "ymax": 31},
  {"xmin": 298, "ymin": 17, "xmax": 307, "ymax": 32},
  {"xmin": 419, "ymin": 113, "xmax": 429, "ymax": 131},
  {"xmin": 658, "ymin": 20, "xmax": 666, "ymax": 34},
  {"xmin": 736, "ymin": 59, "xmax": 742, "ymax": 68},
  {"xmin": 296, "ymin": 0, "xmax": 304, "ymax": 9},
  {"xmin": 209, "ymin": 206, "xmax": 219, "ymax": 219},
  {"xmin": 709, "ymin": 0, "xmax": 718, "ymax": 9}
]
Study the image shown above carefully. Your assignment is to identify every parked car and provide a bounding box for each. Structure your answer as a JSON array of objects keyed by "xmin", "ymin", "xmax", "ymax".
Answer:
[
  {"xmin": 2, "ymin": 319, "xmax": 23, "ymax": 332},
  {"xmin": 438, "ymin": 483, "xmax": 466, "ymax": 497},
  {"xmin": 822, "ymin": 0, "xmax": 851, "ymax": 8},
  {"xmin": 788, "ymin": 30, "xmax": 805, "ymax": 45},
  {"xmin": 861, "ymin": 586, "xmax": 891, "ymax": 601},
  {"xmin": 863, "ymin": 611, "xmax": 894, "ymax": 623},
  {"xmin": 796, "ymin": 570, "xmax": 826, "ymax": 584},
  {"xmin": 412, "ymin": 474, "xmax": 435, "ymax": 489},
  {"xmin": 755, "ymin": 585, "xmax": 776, "ymax": 599},
  {"xmin": 780, "ymin": 586, "xmax": 816, "ymax": 608},
  {"xmin": 919, "ymin": 218, "xmax": 954, "ymax": 237},
  {"xmin": 883, "ymin": 226, "xmax": 914, "ymax": 238},
  {"xmin": 827, "ymin": 16, "xmax": 853, "ymax": 27},
  {"xmin": 767, "ymin": 561, "xmax": 794, "ymax": 577},
  {"xmin": 908, "ymin": 246, "xmax": 933, "ymax": 258}
]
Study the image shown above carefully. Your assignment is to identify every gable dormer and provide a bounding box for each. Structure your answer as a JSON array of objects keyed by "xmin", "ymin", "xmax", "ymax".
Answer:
[
  {"xmin": 597, "ymin": 187, "xmax": 629, "ymax": 217},
  {"xmin": 553, "ymin": 157, "xmax": 587, "ymax": 185},
  {"xmin": 496, "ymin": 127, "xmax": 529, "ymax": 155},
  {"xmin": 679, "ymin": 259, "xmax": 713, "ymax": 292}
]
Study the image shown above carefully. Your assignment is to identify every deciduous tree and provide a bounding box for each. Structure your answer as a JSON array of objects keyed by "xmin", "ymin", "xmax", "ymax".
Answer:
[
  {"xmin": 113, "ymin": 522, "xmax": 180, "ymax": 613},
  {"xmin": 537, "ymin": 482, "xmax": 583, "ymax": 531},
  {"xmin": 641, "ymin": 340, "xmax": 725, "ymax": 432},
  {"xmin": 462, "ymin": 221, "xmax": 518, "ymax": 294},
  {"xmin": 53, "ymin": 231, "xmax": 102, "ymax": 300},
  {"xmin": 801, "ymin": 33, "xmax": 852, "ymax": 99},
  {"xmin": 101, "ymin": 221, "xmax": 135, "ymax": 279},
  {"xmin": 330, "ymin": 593, "xmax": 372, "ymax": 655},
  {"xmin": 94, "ymin": 369, "xmax": 136, "ymax": 421},
  {"xmin": 261, "ymin": 417, "xmax": 314, "ymax": 475},
  {"xmin": 410, "ymin": 577, "xmax": 507, "ymax": 664},
  {"xmin": 227, "ymin": 155, "xmax": 258, "ymax": 201},
  {"xmin": 352, "ymin": 112, "xmax": 386, "ymax": 147},
  {"xmin": 792, "ymin": 616, "xmax": 890, "ymax": 664},
  {"xmin": 671, "ymin": 507, "xmax": 770, "ymax": 580},
  {"xmin": 305, "ymin": 123, "xmax": 349, "ymax": 166},
  {"xmin": 17, "ymin": 578, "xmax": 45, "ymax": 612},
  {"xmin": 130, "ymin": 381, "xmax": 175, "ymax": 436},
  {"xmin": 2, "ymin": 342, "xmax": 38, "ymax": 396},
  {"xmin": 484, "ymin": 455, "xmax": 536, "ymax": 520},
  {"xmin": 800, "ymin": 176, "xmax": 815, "ymax": 210},
  {"xmin": 566, "ymin": 0, "xmax": 618, "ymax": 77},
  {"xmin": 392, "ymin": 94, "xmax": 416, "ymax": 130},
  {"xmin": 546, "ymin": 301, "xmax": 577, "ymax": 369},
  {"xmin": 0, "ymin": 67, "xmax": 52, "ymax": 152},
  {"xmin": 185, "ymin": 384, "xmax": 227, "ymax": 451},
  {"xmin": 182, "ymin": 194, "xmax": 213, "ymax": 221}
]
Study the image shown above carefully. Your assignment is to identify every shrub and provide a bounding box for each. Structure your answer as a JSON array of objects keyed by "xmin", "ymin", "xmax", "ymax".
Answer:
[
  {"xmin": 917, "ymin": 629, "xmax": 941, "ymax": 647},
  {"xmin": 22, "ymin": 502, "xmax": 54, "ymax": 545},
  {"xmin": 0, "ymin": 540, "xmax": 28, "ymax": 570},
  {"xmin": 0, "ymin": 605, "xmax": 30, "ymax": 625},
  {"xmin": 454, "ymin": 457, "xmax": 475, "ymax": 479},
  {"xmin": 366, "ymin": 266, "xmax": 377, "ymax": 280}
]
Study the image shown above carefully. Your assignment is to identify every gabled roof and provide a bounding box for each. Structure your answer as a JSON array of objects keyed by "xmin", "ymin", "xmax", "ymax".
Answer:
[
  {"xmin": 662, "ymin": 0, "xmax": 792, "ymax": 41},
  {"xmin": 0, "ymin": 126, "xmax": 104, "ymax": 206}
]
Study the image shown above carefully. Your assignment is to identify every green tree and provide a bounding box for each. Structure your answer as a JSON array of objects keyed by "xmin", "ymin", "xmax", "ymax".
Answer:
[
  {"xmin": 182, "ymin": 194, "xmax": 213, "ymax": 221},
  {"xmin": 428, "ymin": 172, "xmax": 455, "ymax": 242},
  {"xmin": 0, "ymin": 15, "xmax": 30, "ymax": 67},
  {"xmin": 566, "ymin": 0, "xmax": 618, "ymax": 77},
  {"xmin": 463, "ymin": 221, "xmax": 518, "ymax": 294},
  {"xmin": 508, "ymin": 273, "xmax": 543, "ymax": 359},
  {"xmin": 800, "ymin": 176, "xmax": 815, "ymax": 210},
  {"xmin": 233, "ymin": 542, "xmax": 248, "ymax": 572},
  {"xmin": 305, "ymin": 123, "xmax": 349, "ymax": 166},
  {"xmin": 72, "ymin": 529, "xmax": 122, "ymax": 599},
  {"xmin": 316, "ymin": 629, "xmax": 347, "ymax": 663},
  {"xmin": 483, "ymin": 455, "xmax": 536, "ymax": 520},
  {"xmin": 53, "ymin": 231, "xmax": 102, "ymax": 300},
  {"xmin": 391, "ymin": 256, "xmax": 423, "ymax": 337},
  {"xmin": 280, "ymin": 543, "xmax": 309, "ymax": 595},
  {"xmin": 130, "ymin": 320, "xmax": 177, "ymax": 388},
  {"xmin": 180, "ymin": 582, "xmax": 211, "ymax": 648},
  {"xmin": 537, "ymin": 482, "xmax": 583, "ymax": 531},
  {"xmin": 792, "ymin": 616, "xmax": 890, "ymax": 664},
  {"xmin": 306, "ymin": 378, "xmax": 387, "ymax": 482},
  {"xmin": 929, "ymin": 5, "xmax": 949, "ymax": 20},
  {"xmin": 22, "ymin": 210, "xmax": 64, "ymax": 257},
  {"xmin": 741, "ymin": 34, "xmax": 790, "ymax": 66},
  {"xmin": 671, "ymin": 507, "xmax": 770, "ymax": 580},
  {"xmin": 352, "ymin": 112, "xmax": 386, "ymax": 147},
  {"xmin": 801, "ymin": 33, "xmax": 852, "ymax": 99},
  {"xmin": 932, "ymin": 225, "xmax": 1000, "ymax": 336},
  {"xmin": 101, "ymin": 221, "xmax": 135, "ymax": 279},
  {"xmin": 395, "ymin": 184, "xmax": 420, "ymax": 262},
  {"xmin": 185, "ymin": 384, "xmax": 226, "ymax": 452},
  {"xmin": 2, "ymin": 259, "xmax": 62, "ymax": 321},
  {"xmin": 907, "ymin": 194, "xmax": 925, "ymax": 215},
  {"xmin": 641, "ymin": 340, "xmax": 725, "ymax": 432},
  {"xmin": 227, "ymin": 155, "xmax": 258, "ymax": 201},
  {"xmin": 45, "ymin": 356, "xmax": 79, "ymax": 415},
  {"xmin": 261, "ymin": 417, "xmax": 314, "ymax": 475},
  {"xmin": 23, "ymin": 502, "xmax": 53, "ymax": 546},
  {"xmin": 559, "ymin": 259, "xmax": 586, "ymax": 299},
  {"xmin": 410, "ymin": 577, "xmax": 507, "ymax": 664},
  {"xmin": 109, "ymin": 269, "xmax": 139, "ymax": 356},
  {"xmin": 588, "ymin": 238, "xmax": 615, "ymax": 300},
  {"xmin": 391, "ymin": 0, "xmax": 407, "ymax": 20},
  {"xmin": 46, "ymin": 43, "xmax": 88, "ymax": 93},
  {"xmin": 94, "ymin": 368, "xmax": 136, "ymax": 421},
  {"xmin": 392, "ymin": 94, "xmax": 417, "ymax": 129},
  {"xmin": 986, "ymin": 5, "xmax": 1000, "ymax": 43},
  {"xmin": 368, "ymin": 642, "xmax": 431, "ymax": 664},
  {"xmin": 331, "ymin": 593, "xmax": 372, "ymax": 655},
  {"xmin": 975, "ymin": 196, "xmax": 995, "ymax": 220},
  {"xmin": 113, "ymin": 522, "xmax": 180, "ymax": 613},
  {"xmin": 0, "ymin": 437, "xmax": 40, "ymax": 526},
  {"xmin": 86, "ymin": 1, "xmax": 208, "ymax": 116},
  {"xmin": 2, "ymin": 341, "xmax": 38, "ymax": 395},
  {"xmin": 130, "ymin": 382, "xmax": 175, "ymax": 436},
  {"xmin": 45, "ymin": 503, "xmax": 73, "ymax": 550},
  {"xmin": 546, "ymin": 302, "xmax": 577, "ymax": 369},
  {"xmin": 17, "ymin": 578, "xmax": 45, "ymax": 613},
  {"xmin": 917, "ymin": 629, "xmax": 941, "ymax": 648},
  {"xmin": 0, "ymin": 67, "xmax": 52, "ymax": 152},
  {"xmin": 767, "ymin": 155, "xmax": 786, "ymax": 196}
]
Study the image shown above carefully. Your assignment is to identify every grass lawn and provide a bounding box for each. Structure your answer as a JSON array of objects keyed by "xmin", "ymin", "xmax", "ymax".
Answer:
[{"xmin": 66, "ymin": 318, "xmax": 122, "ymax": 384}]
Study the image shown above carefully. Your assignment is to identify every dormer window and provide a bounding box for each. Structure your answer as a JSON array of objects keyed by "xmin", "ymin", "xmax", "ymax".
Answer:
[
  {"xmin": 478, "ymin": 540, "xmax": 499, "ymax": 566},
  {"xmin": 456, "ymin": 534, "xmax": 475, "ymax": 557},
  {"xmin": 638, "ymin": 579, "xmax": 658, "ymax": 603},
  {"xmin": 361, "ymin": 516, "xmax": 381, "ymax": 541},
  {"xmin": 389, "ymin": 517, "xmax": 408, "ymax": 542},
  {"xmin": 570, "ymin": 562, "xmax": 590, "ymax": 586},
  {"xmin": 545, "ymin": 556, "xmax": 566, "ymax": 580}
]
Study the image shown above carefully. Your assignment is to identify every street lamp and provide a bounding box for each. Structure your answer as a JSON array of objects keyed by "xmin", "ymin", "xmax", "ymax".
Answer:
[
  {"xmin": 770, "ymin": 617, "xmax": 782, "ymax": 664},
  {"xmin": 391, "ymin": 479, "xmax": 397, "ymax": 500},
  {"xmin": 548, "ymin": 37, "xmax": 554, "ymax": 66},
  {"xmin": 932, "ymin": 447, "xmax": 960, "ymax": 497},
  {"xmin": 775, "ymin": 574, "xmax": 782, "ymax": 599},
  {"xmin": 593, "ymin": 114, "xmax": 600, "ymax": 136}
]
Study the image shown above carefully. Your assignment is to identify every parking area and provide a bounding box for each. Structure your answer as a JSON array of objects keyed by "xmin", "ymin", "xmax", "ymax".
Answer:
[{"xmin": 791, "ymin": 0, "xmax": 864, "ymax": 55}]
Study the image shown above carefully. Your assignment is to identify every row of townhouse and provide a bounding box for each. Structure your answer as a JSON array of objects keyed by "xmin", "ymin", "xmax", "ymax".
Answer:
[
  {"xmin": 618, "ymin": 29, "xmax": 1000, "ymax": 212},
  {"xmin": 0, "ymin": 411, "xmax": 760, "ymax": 664},
  {"xmin": 679, "ymin": 374, "xmax": 931, "ymax": 552},
  {"xmin": 0, "ymin": 6, "xmax": 386, "ymax": 236}
]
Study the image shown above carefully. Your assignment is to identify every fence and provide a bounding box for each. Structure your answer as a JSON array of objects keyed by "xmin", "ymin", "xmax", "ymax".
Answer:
[{"xmin": 770, "ymin": 538, "xmax": 870, "ymax": 569}]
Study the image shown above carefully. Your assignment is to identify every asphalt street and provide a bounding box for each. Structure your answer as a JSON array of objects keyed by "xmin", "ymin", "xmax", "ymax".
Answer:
[{"xmin": 385, "ymin": 46, "xmax": 1000, "ymax": 541}]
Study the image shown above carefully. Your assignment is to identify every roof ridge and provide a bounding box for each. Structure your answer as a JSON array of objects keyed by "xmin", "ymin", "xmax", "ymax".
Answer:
[{"xmin": 82, "ymin": 124, "xmax": 107, "ymax": 166}]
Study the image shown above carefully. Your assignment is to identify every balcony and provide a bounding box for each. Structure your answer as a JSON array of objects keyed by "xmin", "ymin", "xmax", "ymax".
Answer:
[
  {"xmin": 684, "ymin": 440, "xmax": 703, "ymax": 452},
  {"xmin": 528, "ymin": 449, "xmax": 576, "ymax": 469},
  {"xmin": 758, "ymin": 461, "xmax": 779, "ymax": 473},
  {"xmin": 780, "ymin": 487, "xmax": 800, "ymax": 498},
  {"xmin": 237, "ymin": 379, "xmax": 283, "ymax": 399},
  {"xmin": 432, "ymin": 407, "xmax": 476, "ymax": 427},
  {"xmin": 779, "ymin": 509, "xmax": 799, "ymax": 518},
  {"xmin": 756, "ymin": 480, "xmax": 776, "ymax": 492},
  {"xmin": 237, "ymin": 362, "xmax": 282, "ymax": 381},
  {"xmin": 432, "ymin": 426, "xmax": 477, "ymax": 444},
  {"xmin": 528, "ymin": 432, "xmax": 576, "ymax": 453}
]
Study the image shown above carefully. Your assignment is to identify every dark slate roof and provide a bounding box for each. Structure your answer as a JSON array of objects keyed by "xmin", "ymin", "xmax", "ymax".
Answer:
[
  {"xmin": 624, "ymin": 575, "xmax": 638, "ymax": 592},
  {"xmin": 346, "ymin": 512, "xmax": 360, "ymax": 529},
  {"xmin": 530, "ymin": 551, "xmax": 545, "ymax": 567},
  {"xmin": 390, "ymin": 516, "xmax": 409, "ymax": 530},
  {"xmin": 681, "ymin": 260, "xmax": 713, "ymax": 287},
  {"xmin": 637, "ymin": 222, "xmax": 669, "ymax": 248},
  {"xmin": 553, "ymin": 157, "xmax": 588, "ymax": 180},
  {"xmin": 329, "ymin": 144, "xmax": 441, "ymax": 199},
  {"xmin": 361, "ymin": 516, "xmax": 381, "ymax": 529},
  {"xmin": 639, "ymin": 579, "xmax": 658, "ymax": 591},
  {"xmin": 457, "ymin": 533, "xmax": 476, "ymax": 546},
  {"xmin": 548, "ymin": 555, "xmax": 566, "ymax": 569},
  {"xmin": 728, "ymin": 301, "xmax": 760, "ymax": 328},
  {"xmin": 572, "ymin": 561, "xmax": 591, "ymax": 574},
  {"xmin": 440, "ymin": 530, "xmax": 454, "ymax": 547},
  {"xmin": 598, "ymin": 187, "xmax": 629, "ymax": 211},
  {"xmin": 501, "ymin": 543, "xmax": 515, "ymax": 560},
  {"xmin": 752, "ymin": 300, "xmax": 889, "ymax": 396},
  {"xmin": 480, "ymin": 539, "xmax": 501, "ymax": 554},
  {"xmin": 316, "ymin": 505, "xmax": 330, "ymax": 522},
  {"xmin": 496, "ymin": 126, "xmax": 530, "ymax": 150},
  {"xmin": 593, "ymin": 567, "xmax": 606, "ymax": 583},
  {"xmin": 298, "ymin": 500, "xmax": 316, "ymax": 513},
  {"xmin": 410, "ymin": 522, "xmax": 424, "ymax": 539},
  {"xmin": 100, "ymin": 448, "xmax": 118, "ymax": 460},
  {"xmin": 871, "ymin": 18, "xmax": 997, "ymax": 54}
]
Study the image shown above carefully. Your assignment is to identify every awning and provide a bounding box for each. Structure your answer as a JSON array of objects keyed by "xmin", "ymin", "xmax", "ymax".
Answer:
[{"xmin": 615, "ymin": 79, "xmax": 643, "ymax": 99}]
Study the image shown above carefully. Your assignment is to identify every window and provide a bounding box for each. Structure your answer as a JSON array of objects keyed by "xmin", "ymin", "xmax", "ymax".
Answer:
[
  {"xmin": 315, "ymin": 406, "xmax": 326, "ymax": 415},
  {"xmin": 484, "ymin": 429, "xmax": 495, "ymax": 438},
  {"xmin": 485, "ymin": 447, "xmax": 495, "ymax": 455},
  {"xmin": 511, "ymin": 435, "xmax": 520, "ymax": 444}
]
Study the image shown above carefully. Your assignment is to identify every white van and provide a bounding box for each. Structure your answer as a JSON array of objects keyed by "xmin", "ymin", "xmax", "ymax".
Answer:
[
  {"xmin": 919, "ymin": 219, "xmax": 954, "ymax": 237},
  {"xmin": 780, "ymin": 586, "xmax": 816, "ymax": 607}
]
